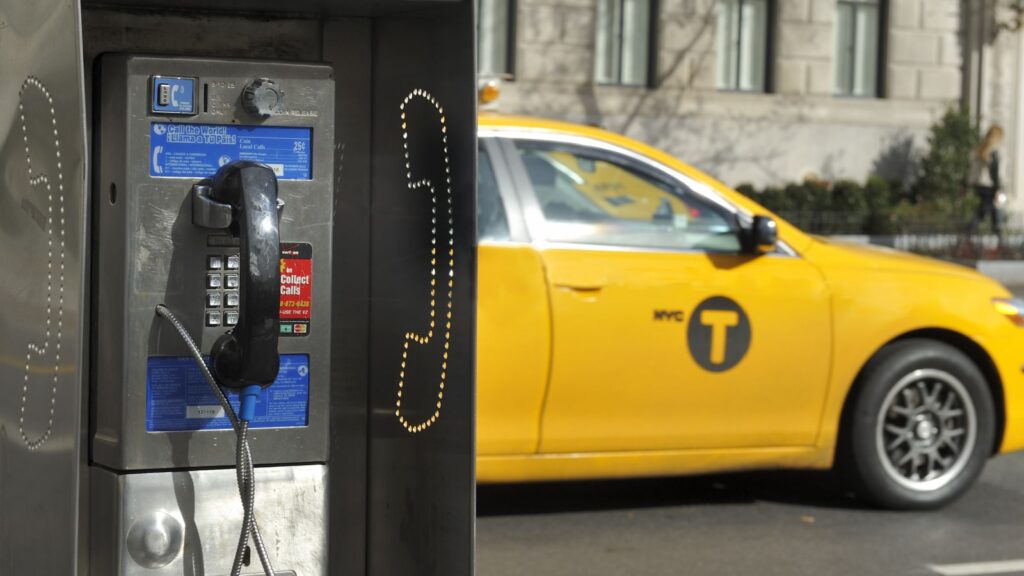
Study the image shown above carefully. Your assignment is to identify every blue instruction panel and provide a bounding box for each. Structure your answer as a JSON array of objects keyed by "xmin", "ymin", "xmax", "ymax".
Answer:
[
  {"xmin": 146, "ymin": 354, "xmax": 310, "ymax": 432},
  {"xmin": 150, "ymin": 123, "xmax": 312, "ymax": 180}
]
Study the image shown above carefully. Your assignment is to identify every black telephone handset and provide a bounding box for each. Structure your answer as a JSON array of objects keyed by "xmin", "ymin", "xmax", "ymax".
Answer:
[{"xmin": 192, "ymin": 161, "xmax": 280, "ymax": 415}]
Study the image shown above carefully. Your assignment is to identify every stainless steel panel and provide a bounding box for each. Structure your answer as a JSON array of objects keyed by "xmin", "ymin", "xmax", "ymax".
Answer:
[
  {"xmin": 0, "ymin": 0, "xmax": 89, "ymax": 574},
  {"xmin": 93, "ymin": 55, "xmax": 334, "ymax": 471},
  {"xmin": 90, "ymin": 464, "xmax": 328, "ymax": 575}
]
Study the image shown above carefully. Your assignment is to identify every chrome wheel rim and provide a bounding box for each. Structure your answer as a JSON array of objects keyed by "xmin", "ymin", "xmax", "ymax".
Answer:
[{"xmin": 875, "ymin": 369, "xmax": 977, "ymax": 492}]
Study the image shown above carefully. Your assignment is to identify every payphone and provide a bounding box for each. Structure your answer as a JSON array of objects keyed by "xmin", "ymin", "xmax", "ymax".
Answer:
[
  {"xmin": 90, "ymin": 55, "xmax": 334, "ymax": 575},
  {"xmin": 0, "ymin": 2, "xmax": 477, "ymax": 574}
]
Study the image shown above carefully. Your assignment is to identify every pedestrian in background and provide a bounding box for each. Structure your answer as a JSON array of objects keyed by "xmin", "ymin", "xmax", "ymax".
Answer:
[{"xmin": 967, "ymin": 125, "xmax": 1006, "ymax": 247}]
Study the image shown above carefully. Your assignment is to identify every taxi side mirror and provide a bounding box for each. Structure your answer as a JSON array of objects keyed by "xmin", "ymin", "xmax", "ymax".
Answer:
[{"xmin": 742, "ymin": 215, "xmax": 777, "ymax": 254}]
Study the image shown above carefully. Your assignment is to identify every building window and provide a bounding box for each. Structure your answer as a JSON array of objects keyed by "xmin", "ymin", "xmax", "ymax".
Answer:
[
  {"xmin": 717, "ymin": 0, "xmax": 771, "ymax": 92},
  {"xmin": 479, "ymin": 0, "xmax": 514, "ymax": 76},
  {"xmin": 594, "ymin": 0, "xmax": 654, "ymax": 86},
  {"xmin": 834, "ymin": 0, "xmax": 883, "ymax": 97}
]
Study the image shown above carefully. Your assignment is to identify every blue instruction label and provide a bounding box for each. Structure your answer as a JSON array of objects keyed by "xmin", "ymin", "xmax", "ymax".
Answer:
[
  {"xmin": 151, "ymin": 77, "xmax": 196, "ymax": 114},
  {"xmin": 146, "ymin": 354, "xmax": 310, "ymax": 432},
  {"xmin": 150, "ymin": 123, "xmax": 313, "ymax": 180}
]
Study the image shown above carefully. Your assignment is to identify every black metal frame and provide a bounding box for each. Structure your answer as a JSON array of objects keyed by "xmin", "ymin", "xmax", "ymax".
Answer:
[
  {"xmin": 646, "ymin": 0, "xmax": 660, "ymax": 88},
  {"xmin": 366, "ymin": 7, "xmax": 477, "ymax": 576},
  {"xmin": 594, "ymin": 0, "xmax": 658, "ymax": 88},
  {"xmin": 835, "ymin": 0, "xmax": 888, "ymax": 99},
  {"xmin": 878, "ymin": 0, "xmax": 890, "ymax": 97}
]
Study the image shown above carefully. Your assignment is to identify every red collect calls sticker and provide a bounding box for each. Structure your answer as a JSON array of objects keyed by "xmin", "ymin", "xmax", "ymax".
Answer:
[{"xmin": 279, "ymin": 242, "xmax": 312, "ymax": 336}]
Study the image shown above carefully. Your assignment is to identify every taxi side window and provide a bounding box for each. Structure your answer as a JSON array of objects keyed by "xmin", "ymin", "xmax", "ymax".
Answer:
[
  {"xmin": 513, "ymin": 140, "xmax": 741, "ymax": 252},
  {"xmin": 478, "ymin": 142, "xmax": 511, "ymax": 241}
]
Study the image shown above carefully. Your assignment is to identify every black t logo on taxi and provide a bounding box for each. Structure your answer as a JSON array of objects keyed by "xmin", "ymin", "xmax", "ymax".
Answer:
[{"xmin": 687, "ymin": 296, "xmax": 751, "ymax": 372}]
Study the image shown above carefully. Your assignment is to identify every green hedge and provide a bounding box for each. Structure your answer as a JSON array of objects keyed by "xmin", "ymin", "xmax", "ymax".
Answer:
[{"xmin": 735, "ymin": 105, "xmax": 988, "ymax": 236}]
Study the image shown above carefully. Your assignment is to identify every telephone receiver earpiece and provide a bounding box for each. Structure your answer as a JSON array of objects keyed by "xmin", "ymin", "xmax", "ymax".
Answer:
[{"xmin": 191, "ymin": 160, "xmax": 281, "ymax": 390}]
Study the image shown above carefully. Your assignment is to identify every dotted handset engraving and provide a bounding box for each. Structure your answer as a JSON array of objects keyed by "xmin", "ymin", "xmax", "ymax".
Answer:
[
  {"xmin": 395, "ymin": 90, "xmax": 455, "ymax": 434},
  {"xmin": 18, "ymin": 77, "xmax": 66, "ymax": 451}
]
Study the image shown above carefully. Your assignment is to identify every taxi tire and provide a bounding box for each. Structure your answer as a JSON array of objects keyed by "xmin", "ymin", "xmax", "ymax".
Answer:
[{"xmin": 841, "ymin": 338, "xmax": 995, "ymax": 510}]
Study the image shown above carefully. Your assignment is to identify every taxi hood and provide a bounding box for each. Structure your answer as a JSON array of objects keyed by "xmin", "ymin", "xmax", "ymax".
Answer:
[{"xmin": 804, "ymin": 237, "xmax": 998, "ymax": 284}]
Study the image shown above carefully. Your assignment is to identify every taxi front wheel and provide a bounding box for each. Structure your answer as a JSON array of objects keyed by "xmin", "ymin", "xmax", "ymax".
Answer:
[{"xmin": 841, "ymin": 339, "xmax": 995, "ymax": 510}]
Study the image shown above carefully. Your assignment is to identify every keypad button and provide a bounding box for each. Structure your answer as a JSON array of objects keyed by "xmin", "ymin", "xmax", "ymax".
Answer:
[
  {"xmin": 206, "ymin": 292, "xmax": 223, "ymax": 307},
  {"xmin": 206, "ymin": 274, "xmax": 222, "ymax": 289},
  {"xmin": 225, "ymin": 274, "xmax": 240, "ymax": 289},
  {"xmin": 226, "ymin": 255, "xmax": 240, "ymax": 270},
  {"xmin": 205, "ymin": 312, "xmax": 222, "ymax": 327},
  {"xmin": 225, "ymin": 292, "xmax": 239, "ymax": 308},
  {"xmin": 207, "ymin": 255, "xmax": 224, "ymax": 270},
  {"xmin": 225, "ymin": 311, "xmax": 239, "ymax": 326}
]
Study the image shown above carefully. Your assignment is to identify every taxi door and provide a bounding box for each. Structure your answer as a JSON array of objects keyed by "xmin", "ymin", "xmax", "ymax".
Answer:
[
  {"xmin": 500, "ymin": 135, "xmax": 832, "ymax": 454},
  {"xmin": 475, "ymin": 137, "xmax": 553, "ymax": 456}
]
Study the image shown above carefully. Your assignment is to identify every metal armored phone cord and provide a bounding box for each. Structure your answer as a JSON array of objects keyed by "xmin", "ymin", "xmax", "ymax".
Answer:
[{"xmin": 155, "ymin": 304, "xmax": 276, "ymax": 576}]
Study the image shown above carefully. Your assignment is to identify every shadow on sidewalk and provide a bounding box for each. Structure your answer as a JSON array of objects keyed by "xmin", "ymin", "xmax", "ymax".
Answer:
[{"xmin": 477, "ymin": 470, "xmax": 864, "ymax": 517}]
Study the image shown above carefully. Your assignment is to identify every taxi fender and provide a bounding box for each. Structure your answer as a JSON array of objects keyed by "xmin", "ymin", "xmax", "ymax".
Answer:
[{"xmin": 810, "ymin": 266, "xmax": 1023, "ymax": 463}]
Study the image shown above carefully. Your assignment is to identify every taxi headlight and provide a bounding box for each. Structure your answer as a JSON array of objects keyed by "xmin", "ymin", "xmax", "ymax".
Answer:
[{"xmin": 993, "ymin": 298, "xmax": 1024, "ymax": 327}]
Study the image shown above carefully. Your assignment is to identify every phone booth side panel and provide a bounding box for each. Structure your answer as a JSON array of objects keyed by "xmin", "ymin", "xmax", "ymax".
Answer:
[
  {"xmin": 0, "ymin": 1, "xmax": 90, "ymax": 574},
  {"xmin": 368, "ymin": 4, "xmax": 478, "ymax": 575}
]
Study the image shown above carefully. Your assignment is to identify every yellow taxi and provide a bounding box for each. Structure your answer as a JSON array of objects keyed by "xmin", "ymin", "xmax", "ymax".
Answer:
[{"xmin": 475, "ymin": 113, "xmax": 1024, "ymax": 509}]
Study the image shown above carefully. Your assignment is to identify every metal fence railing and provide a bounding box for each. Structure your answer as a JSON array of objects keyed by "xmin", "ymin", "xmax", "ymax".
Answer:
[{"xmin": 775, "ymin": 211, "xmax": 1024, "ymax": 260}]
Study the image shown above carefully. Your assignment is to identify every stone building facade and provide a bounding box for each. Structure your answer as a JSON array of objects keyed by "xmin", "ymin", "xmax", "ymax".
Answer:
[{"xmin": 482, "ymin": 0, "xmax": 1024, "ymax": 214}]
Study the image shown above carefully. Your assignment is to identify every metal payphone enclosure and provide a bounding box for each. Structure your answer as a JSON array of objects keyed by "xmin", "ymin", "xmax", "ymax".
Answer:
[
  {"xmin": 0, "ymin": 1, "xmax": 477, "ymax": 575},
  {"xmin": 93, "ymin": 55, "xmax": 334, "ymax": 471},
  {"xmin": 90, "ymin": 54, "xmax": 334, "ymax": 575}
]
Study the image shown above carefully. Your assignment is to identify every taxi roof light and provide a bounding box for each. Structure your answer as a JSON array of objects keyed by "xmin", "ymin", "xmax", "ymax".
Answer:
[{"xmin": 478, "ymin": 79, "xmax": 501, "ymax": 107}]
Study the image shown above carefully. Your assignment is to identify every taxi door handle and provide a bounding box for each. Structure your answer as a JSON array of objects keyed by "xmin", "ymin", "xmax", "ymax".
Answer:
[
  {"xmin": 555, "ymin": 280, "xmax": 606, "ymax": 292},
  {"xmin": 550, "ymin": 271, "xmax": 608, "ymax": 292}
]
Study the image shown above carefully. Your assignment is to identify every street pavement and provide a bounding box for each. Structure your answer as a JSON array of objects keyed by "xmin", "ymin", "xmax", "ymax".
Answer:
[{"xmin": 477, "ymin": 452, "xmax": 1024, "ymax": 576}]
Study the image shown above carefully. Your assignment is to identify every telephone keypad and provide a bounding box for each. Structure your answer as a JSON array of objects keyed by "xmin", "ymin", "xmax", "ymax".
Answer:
[{"xmin": 205, "ymin": 252, "xmax": 241, "ymax": 328}]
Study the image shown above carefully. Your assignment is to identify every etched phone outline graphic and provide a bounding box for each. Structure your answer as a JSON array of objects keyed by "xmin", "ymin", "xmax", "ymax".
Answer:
[{"xmin": 394, "ymin": 89, "xmax": 454, "ymax": 434}]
